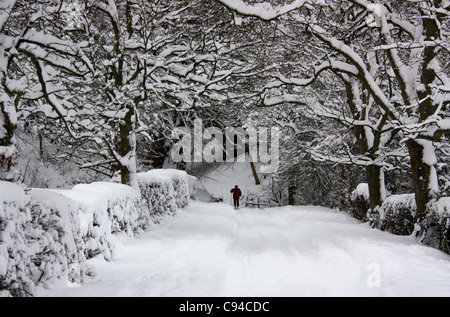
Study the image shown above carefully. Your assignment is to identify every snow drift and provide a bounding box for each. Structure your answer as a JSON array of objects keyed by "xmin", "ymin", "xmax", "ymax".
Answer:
[{"xmin": 0, "ymin": 169, "xmax": 195, "ymax": 297}]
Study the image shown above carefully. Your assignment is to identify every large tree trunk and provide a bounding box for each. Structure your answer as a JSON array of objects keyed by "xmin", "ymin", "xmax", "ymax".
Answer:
[
  {"xmin": 406, "ymin": 139, "xmax": 438, "ymax": 221},
  {"xmin": 354, "ymin": 131, "xmax": 387, "ymax": 211},
  {"xmin": 344, "ymin": 76, "xmax": 387, "ymax": 212},
  {"xmin": 407, "ymin": 5, "xmax": 443, "ymax": 221},
  {"xmin": 366, "ymin": 164, "xmax": 386, "ymax": 211}
]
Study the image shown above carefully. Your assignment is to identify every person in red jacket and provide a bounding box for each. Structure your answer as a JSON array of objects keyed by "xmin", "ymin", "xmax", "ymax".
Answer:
[{"xmin": 230, "ymin": 185, "xmax": 242, "ymax": 210}]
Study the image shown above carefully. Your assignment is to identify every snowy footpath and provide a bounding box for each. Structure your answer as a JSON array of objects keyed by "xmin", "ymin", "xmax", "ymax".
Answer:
[{"xmin": 36, "ymin": 201, "xmax": 450, "ymax": 297}]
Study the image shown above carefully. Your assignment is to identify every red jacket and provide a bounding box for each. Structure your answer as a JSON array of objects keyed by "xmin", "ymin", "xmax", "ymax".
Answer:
[{"xmin": 230, "ymin": 188, "xmax": 242, "ymax": 200}]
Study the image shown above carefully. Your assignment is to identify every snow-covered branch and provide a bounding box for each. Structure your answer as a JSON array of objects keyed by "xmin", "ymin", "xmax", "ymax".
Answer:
[
  {"xmin": 215, "ymin": 0, "xmax": 310, "ymax": 21},
  {"xmin": 0, "ymin": 0, "xmax": 17, "ymax": 32}
]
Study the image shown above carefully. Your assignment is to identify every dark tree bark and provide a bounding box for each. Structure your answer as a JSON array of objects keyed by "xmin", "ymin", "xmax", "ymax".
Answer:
[
  {"xmin": 366, "ymin": 165, "xmax": 384, "ymax": 211},
  {"xmin": 118, "ymin": 104, "xmax": 135, "ymax": 187},
  {"xmin": 407, "ymin": 4, "xmax": 444, "ymax": 221},
  {"xmin": 0, "ymin": 99, "xmax": 16, "ymax": 180}
]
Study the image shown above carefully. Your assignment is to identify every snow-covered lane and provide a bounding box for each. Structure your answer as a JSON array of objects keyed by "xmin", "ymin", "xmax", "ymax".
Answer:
[{"xmin": 37, "ymin": 201, "xmax": 450, "ymax": 297}]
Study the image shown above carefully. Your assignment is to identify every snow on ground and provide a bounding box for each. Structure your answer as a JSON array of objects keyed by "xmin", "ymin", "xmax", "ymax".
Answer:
[{"xmin": 36, "ymin": 201, "xmax": 450, "ymax": 297}]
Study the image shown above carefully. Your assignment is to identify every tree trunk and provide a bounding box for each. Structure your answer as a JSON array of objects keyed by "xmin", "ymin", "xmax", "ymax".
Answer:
[
  {"xmin": 407, "ymin": 6, "xmax": 443, "ymax": 221},
  {"xmin": 118, "ymin": 104, "xmax": 139, "ymax": 191},
  {"xmin": 250, "ymin": 161, "xmax": 260, "ymax": 185},
  {"xmin": 406, "ymin": 139, "xmax": 438, "ymax": 222},
  {"xmin": 343, "ymin": 76, "xmax": 387, "ymax": 212},
  {"xmin": 288, "ymin": 185, "xmax": 296, "ymax": 205},
  {"xmin": 248, "ymin": 149, "xmax": 260, "ymax": 186},
  {"xmin": 366, "ymin": 165, "xmax": 386, "ymax": 211},
  {"xmin": 0, "ymin": 97, "xmax": 17, "ymax": 181}
]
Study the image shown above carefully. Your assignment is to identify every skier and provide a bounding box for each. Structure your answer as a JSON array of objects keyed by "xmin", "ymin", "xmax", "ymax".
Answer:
[{"xmin": 230, "ymin": 185, "xmax": 242, "ymax": 210}]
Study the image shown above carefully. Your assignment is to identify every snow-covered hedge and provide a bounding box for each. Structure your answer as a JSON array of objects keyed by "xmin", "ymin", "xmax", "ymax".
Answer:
[
  {"xmin": 350, "ymin": 183, "xmax": 417, "ymax": 235},
  {"xmin": 138, "ymin": 171, "xmax": 177, "ymax": 220},
  {"xmin": 353, "ymin": 186, "xmax": 450, "ymax": 254},
  {"xmin": 0, "ymin": 169, "xmax": 196, "ymax": 296},
  {"xmin": 349, "ymin": 183, "xmax": 370, "ymax": 222},
  {"xmin": 416, "ymin": 198, "xmax": 450, "ymax": 254},
  {"xmin": 57, "ymin": 182, "xmax": 147, "ymax": 261},
  {"xmin": 28, "ymin": 189, "xmax": 86, "ymax": 291},
  {"xmin": 166, "ymin": 170, "xmax": 190, "ymax": 208},
  {"xmin": 137, "ymin": 169, "xmax": 192, "ymax": 219},
  {"xmin": 372, "ymin": 194, "xmax": 417, "ymax": 235},
  {"xmin": 0, "ymin": 181, "xmax": 34, "ymax": 297}
]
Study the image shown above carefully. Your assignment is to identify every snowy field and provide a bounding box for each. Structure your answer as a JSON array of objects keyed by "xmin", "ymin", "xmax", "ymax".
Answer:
[{"xmin": 36, "ymin": 201, "xmax": 450, "ymax": 297}]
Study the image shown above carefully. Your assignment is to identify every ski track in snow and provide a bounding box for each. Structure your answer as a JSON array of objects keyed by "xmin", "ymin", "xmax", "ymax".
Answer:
[{"xmin": 37, "ymin": 201, "xmax": 450, "ymax": 297}]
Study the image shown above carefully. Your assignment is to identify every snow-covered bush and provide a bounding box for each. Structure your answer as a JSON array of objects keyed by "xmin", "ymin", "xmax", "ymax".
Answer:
[
  {"xmin": 366, "ymin": 192, "xmax": 450, "ymax": 254},
  {"xmin": 350, "ymin": 183, "xmax": 370, "ymax": 222},
  {"xmin": 57, "ymin": 182, "xmax": 149, "ymax": 261},
  {"xmin": 370, "ymin": 194, "xmax": 416, "ymax": 235},
  {"xmin": 157, "ymin": 169, "xmax": 190, "ymax": 209},
  {"xmin": 378, "ymin": 194, "xmax": 416, "ymax": 235},
  {"xmin": 0, "ymin": 182, "xmax": 89, "ymax": 297},
  {"xmin": 28, "ymin": 189, "xmax": 86, "ymax": 291},
  {"xmin": 416, "ymin": 198, "xmax": 450, "ymax": 254},
  {"xmin": 138, "ymin": 171, "xmax": 177, "ymax": 220},
  {"xmin": 0, "ymin": 181, "xmax": 34, "ymax": 297},
  {"xmin": 1, "ymin": 170, "xmax": 197, "ymax": 296},
  {"xmin": 138, "ymin": 169, "xmax": 192, "ymax": 217}
]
